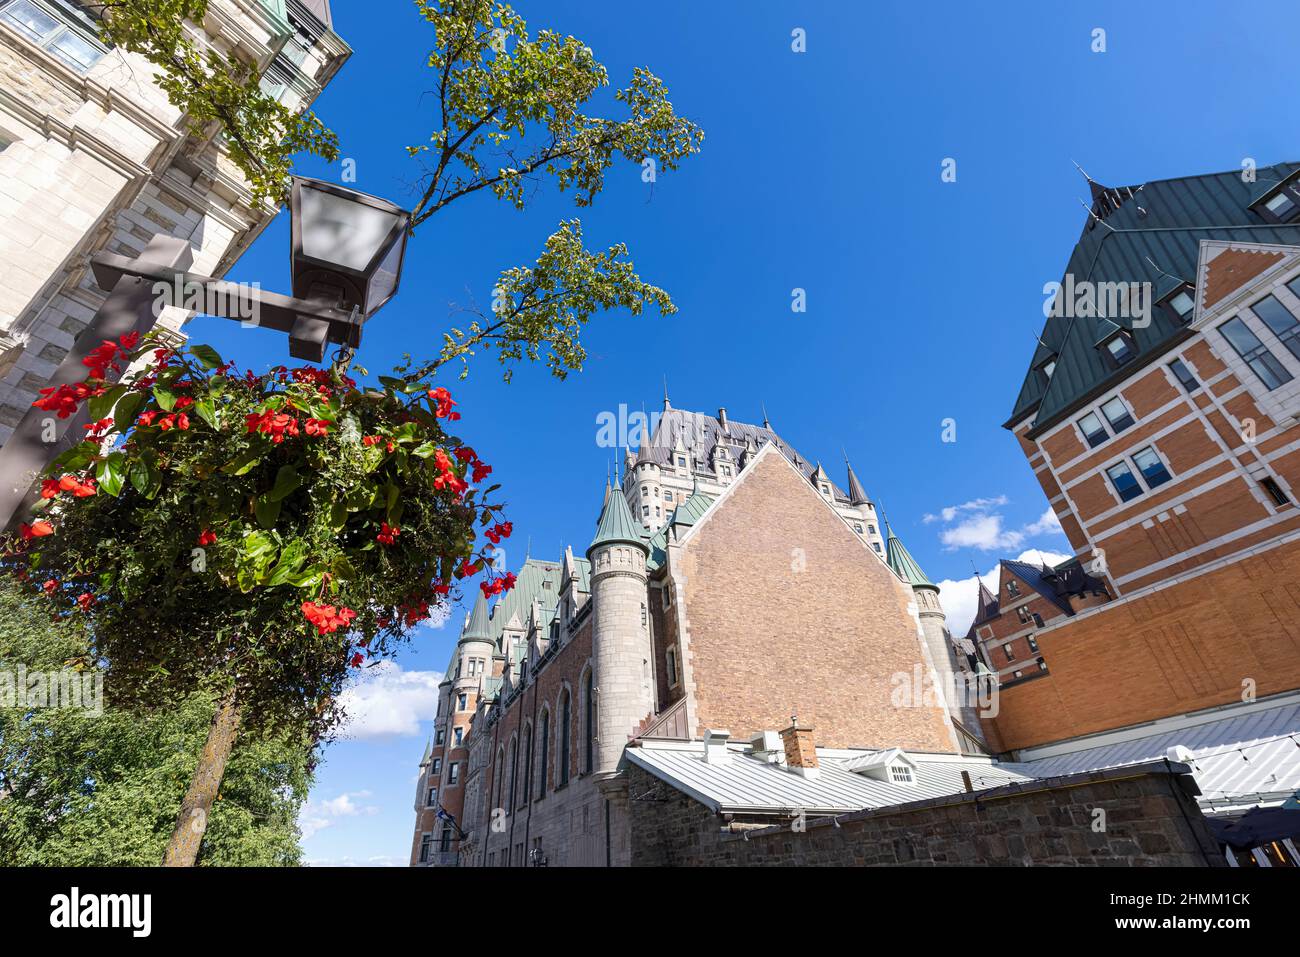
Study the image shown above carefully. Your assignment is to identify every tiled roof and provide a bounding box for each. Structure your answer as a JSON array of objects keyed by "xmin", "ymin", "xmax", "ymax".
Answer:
[{"xmin": 1007, "ymin": 162, "xmax": 1300, "ymax": 433}]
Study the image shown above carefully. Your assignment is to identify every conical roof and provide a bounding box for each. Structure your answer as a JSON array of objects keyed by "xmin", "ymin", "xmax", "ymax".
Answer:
[
  {"xmin": 461, "ymin": 590, "xmax": 492, "ymax": 642},
  {"xmin": 587, "ymin": 486, "xmax": 648, "ymax": 557},
  {"xmin": 670, "ymin": 479, "xmax": 714, "ymax": 528},
  {"xmin": 845, "ymin": 459, "xmax": 870, "ymax": 506},
  {"xmin": 885, "ymin": 519, "xmax": 935, "ymax": 589}
]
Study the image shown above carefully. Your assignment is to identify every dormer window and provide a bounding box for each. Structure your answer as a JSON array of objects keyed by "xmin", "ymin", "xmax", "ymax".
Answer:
[
  {"xmin": 1036, "ymin": 355, "xmax": 1057, "ymax": 387},
  {"xmin": 1160, "ymin": 285, "xmax": 1196, "ymax": 325},
  {"xmin": 1256, "ymin": 183, "xmax": 1300, "ymax": 224},
  {"xmin": 819, "ymin": 483, "xmax": 830, "ymax": 495},
  {"xmin": 888, "ymin": 764, "xmax": 914, "ymax": 784},
  {"xmin": 845, "ymin": 747, "xmax": 917, "ymax": 785},
  {"xmin": 676, "ymin": 456, "xmax": 686, "ymax": 467},
  {"xmin": 1100, "ymin": 330, "xmax": 1137, "ymax": 367}
]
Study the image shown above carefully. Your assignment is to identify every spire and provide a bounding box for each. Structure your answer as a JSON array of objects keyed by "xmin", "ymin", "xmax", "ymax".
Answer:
[
  {"xmin": 884, "ymin": 515, "xmax": 935, "ymax": 589},
  {"xmin": 662, "ymin": 375, "xmax": 671, "ymax": 411},
  {"xmin": 761, "ymin": 401, "xmax": 771, "ymax": 430},
  {"xmin": 461, "ymin": 590, "xmax": 492, "ymax": 642},
  {"xmin": 844, "ymin": 455, "xmax": 870, "ymax": 506},
  {"xmin": 587, "ymin": 483, "xmax": 648, "ymax": 557}
]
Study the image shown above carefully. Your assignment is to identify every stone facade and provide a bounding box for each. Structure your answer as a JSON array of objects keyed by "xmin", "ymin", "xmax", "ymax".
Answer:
[
  {"xmin": 0, "ymin": 0, "xmax": 349, "ymax": 441},
  {"xmin": 625, "ymin": 760, "xmax": 1224, "ymax": 867}
]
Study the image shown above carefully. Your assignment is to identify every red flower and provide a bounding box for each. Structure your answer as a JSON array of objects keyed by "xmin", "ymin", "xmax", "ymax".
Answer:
[
  {"xmin": 428, "ymin": 386, "xmax": 460, "ymax": 420},
  {"xmin": 457, "ymin": 560, "xmax": 478, "ymax": 578},
  {"xmin": 20, "ymin": 521, "xmax": 54, "ymax": 540},
  {"xmin": 42, "ymin": 579, "xmax": 58, "ymax": 595},
  {"xmin": 454, "ymin": 446, "xmax": 477, "ymax": 463},
  {"xmin": 119, "ymin": 331, "xmax": 141, "ymax": 351},
  {"xmin": 137, "ymin": 411, "xmax": 159, "ymax": 427},
  {"xmin": 485, "ymin": 521, "xmax": 513, "ymax": 545},
  {"xmin": 33, "ymin": 382, "xmax": 100, "ymax": 419},
  {"xmin": 174, "ymin": 396, "xmax": 194, "ymax": 410},
  {"xmin": 479, "ymin": 572, "xmax": 517, "ymax": 599},
  {"xmin": 39, "ymin": 479, "xmax": 61, "ymax": 500},
  {"xmin": 301, "ymin": 601, "xmax": 357, "ymax": 635},
  {"xmin": 70, "ymin": 477, "xmax": 96, "ymax": 498},
  {"xmin": 76, "ymin": 592, "xmax": 96, "ymax": 612},
  {"xmin": 471, "ymin": 461, "xmax": 492, "ymax": 483},
  {"xmin": 304, "ymin": 418, "xmax": 331, "ymax": 437},
  {"xmin": 83, "ymin": 416, "xmax": 114, "ymax": 437},
  {"xmin": 82, "ymin": 340, "xmax": 122, "ymax": 379},
  {"xmin": 197, "ymin": 529, "xmax": 217, "ymax": 547},
  {"xmin": 363, "ymin": 435, "xmax": 382, "ymax": 447},
  {"xmin": 432, "ymin": 582, "xmax": 451, "ymax": 596},
  {"xmin": 246, "ymin": 409, "xmax": 299, "ymax": 444},
  {"xmin": 376, "ymin": 522, "xmax": 400, "ymax": 546},
  {"xmin": 349, "ymin": 652, "xmax": 365, "ymax": 668}
]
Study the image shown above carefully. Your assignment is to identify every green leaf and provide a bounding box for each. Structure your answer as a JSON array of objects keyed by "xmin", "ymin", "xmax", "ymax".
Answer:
[
  {"xmin": 189, "ymin": 344, "xmax": 225, "ymax": 370},
  {"xmin": 378, "ymin": 375, "xmax": 406, "ymax": 393},
  {"xmin": 50, "ymin": 442, "xmax": 99, "ymax": 474},
  {"xmin": 255, "ymin": 495, "xmax": 281, "ymax": 529},
  {"xmin": 221, "ymin": 448, "xmax": 263, "ymax": 476},
  {"xmin": 152, "ymin": 385, "xmax": 177, "ymax": 412},
  {"xmin": 331, "ymin": 554, "xmax": 357, "ymax": 581},
  {"xmin": 329, "ymin": 502, "xmax": 348, "ymax": 531},
  {"xmin": 95, "ymin": 452, "xmax": 127, "ymax": 497},
  {"xmin": 88, "ymin": 384, "xmax": 127, "ymax": 422},
  {"xmin": 411, "ymin": 441, "xmax": 438, "ymax": 459},
  {"xmin": 265, "ymin": 540, "xmax": 307, "ymax": 586},
  {"xmin": 195, "ymin": 397, "xmax": 219, "ymax": 430},
  {"xmin": 266, "ymin": 465, "xmax": 302, "ymax": 503},
  {"xmin": 113, "ymin": 390, "xmax": 146, "ymax": 431}
]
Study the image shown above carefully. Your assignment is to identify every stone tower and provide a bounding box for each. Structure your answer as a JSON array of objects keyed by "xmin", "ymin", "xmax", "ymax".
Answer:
[
  {"xmin": 884, "ymin": 517, "xmax": 984, "ymax": 737},
  {"xmin": 585, "ymin": 486, "xmax": 654, "ymax": 777},
  {"xmin": 452, "ymin": 591, "xmax": 494, "ymax": 700}
]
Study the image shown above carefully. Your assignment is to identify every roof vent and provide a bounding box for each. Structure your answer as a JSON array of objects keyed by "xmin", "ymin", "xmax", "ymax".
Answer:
[
  {"xmin": 749, "ymin": 730, "xmax": 783, "ymax": 764},
  {"xmin": 717, "ymin": 407, "xmax": 728, "ymax": 430},
  {"xmin": 703, "ymin": 728, "xmax": 731, "ymax": 765},
  {"xmin": 1166, "ymin": 744, "xmax": 1196, "ymax": 765}
]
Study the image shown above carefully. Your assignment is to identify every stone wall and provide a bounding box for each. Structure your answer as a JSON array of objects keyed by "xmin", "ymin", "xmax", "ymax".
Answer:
[{"xmin": 627, "ymin": 761, "xmax": 1224, "ymax": 867}]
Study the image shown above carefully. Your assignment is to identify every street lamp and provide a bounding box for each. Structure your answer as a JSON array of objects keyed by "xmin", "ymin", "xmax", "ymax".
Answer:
[{"xmin": 0, "ymin": 180, "xmax": 412, "ymax": 530}]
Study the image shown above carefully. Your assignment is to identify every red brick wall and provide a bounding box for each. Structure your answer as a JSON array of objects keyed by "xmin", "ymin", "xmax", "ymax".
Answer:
[{"xmin": 674, "ymin": 451, "xmax": 956, "ymax": 752}]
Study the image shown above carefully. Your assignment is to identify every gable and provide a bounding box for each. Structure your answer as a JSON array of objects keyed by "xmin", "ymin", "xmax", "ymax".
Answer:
[{"xmin": 670, "ymin": 447, "xmax": 957, "ymax": 752}]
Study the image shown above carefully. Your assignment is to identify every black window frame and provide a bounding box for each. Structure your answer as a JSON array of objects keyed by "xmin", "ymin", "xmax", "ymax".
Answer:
[
  {"xmin": 1036, "ymin": 354, "xmax": 1058, "ymax": 387},
  {"xmin": 1255, "ymin": 181, "xmax": 1300, "ymax": 224},
  {"xmin": 1158, "ymin": 284, "xmax": 1197, "ymax": 325},
  {"xmin": 1077, "ymin": 410, "xmax": 1110, "ymax": 448},
  {"xmin": 1261, "ymin": 477, "xmax": 1291, "ymax": 507},
  {"xmin": 1099, "ymin": 396, "xmax": 1136, "ymax": 434},
  {"xmin": 1106, "ymin": 459, "xmax": 1143, "ymax": 503},
  {"xmin": 1132, "ymin": 445, "xmax": 1173, "ymax": 490},
  {"xmin": 1169, "ymin": 358, "xmax": 1200, "ymax": 393},
  {"xmin": 1218, "ymin": 316, "xmax": 1295, "ymax": 392},
  {"xmin": 1099, "ymin": 330, "xmax": 1138, "ymax": 368}
]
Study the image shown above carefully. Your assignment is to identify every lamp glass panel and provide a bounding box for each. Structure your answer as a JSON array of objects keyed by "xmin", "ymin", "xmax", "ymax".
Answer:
[
  {"xmin": 365, "ymin": 231, "xmax": 406, "ymax": 316},
  {"xmin": 298, "ymin": 186, "xmax": 398, "ymax": 274}
]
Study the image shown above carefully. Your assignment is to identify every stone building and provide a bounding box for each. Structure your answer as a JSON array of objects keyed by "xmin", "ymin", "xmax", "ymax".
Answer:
[
  {"xmin": 411, "ymin": 405, "xmax": 986, "ymax": 867},
  {"xmin": 0, "ymin": 0, "xmax": 349, "ymax": 443}
]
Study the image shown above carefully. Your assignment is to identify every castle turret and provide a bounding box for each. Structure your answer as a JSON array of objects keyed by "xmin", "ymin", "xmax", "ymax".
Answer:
[
  {"xmin": 884, "ymin": 517, "xmax": 984, "ymax": 739},
  {"xmin": 586, "ymin": 485, "xmax": 654, "ymax": 778},
  {"xmin": 632, "ymin": 434, "xmax": 665, "ymax": 531}
]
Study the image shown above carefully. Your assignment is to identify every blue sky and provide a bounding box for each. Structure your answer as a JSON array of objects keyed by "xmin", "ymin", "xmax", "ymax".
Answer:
[{"xmin": 181, "ymin": 1, "xmax": 1300, "ymax": 864}]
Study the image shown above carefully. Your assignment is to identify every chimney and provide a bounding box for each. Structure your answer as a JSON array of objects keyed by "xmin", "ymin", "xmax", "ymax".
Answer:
[
  {"xmin": 717, "ymin": 407, "xmax": 728, "ymax": 430},
  {"xmin": 703, "ymin": 728, "xmax": 731, "ymax": 765},
  {"xmin": 780, "ymin": 717, "xmax": 820, "ymax": 779}
]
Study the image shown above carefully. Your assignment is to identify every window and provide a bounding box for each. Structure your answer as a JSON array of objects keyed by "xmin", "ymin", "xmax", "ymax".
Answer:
[
  {"xmin": 721, "ymin": 466, "xmax": 732, "ymax": 477},
  {"xmin": 640, "ymin": 603, "xmax": 647, "ymax": 626},
  {"xmin": 872, "ymin": 542, "xmax": 881, "ymax": 553},
  {"xmin": 452, "ymin": 726, "xmax": 463, "ymax": 747},
  {"xmin": 1032, "ymin": 612, "xmax": 1044, "ymax": 628},
  {"xmin": 1100, "ymin": 396, "xmax": 1135, "ymax": 434},
  {"xmin": 1013, "ymin": 670, "xmax": 1023, "ymax": 679},
  {"xmin": 641, "ymin": 486, "xmax": 648, "ymax": 497},
  {"xmin": 1016, "ymin": 606, "xmax": 1031, "ymax": 624},
  {"xmin": 448, "ymin": 762, "xmax": 460, "ymax": 785},
  {"xmin": 1219, "ymin": 317, "xmax": 1294, "ymax": 391},
  {"xmin": 1251, "ymin": 294, "xmax": 1300, "ymax": 362},
  {"xmin": 1107, "ymin": 460, "xmax": 1143, "ymax": 502},
  {"xmin": 508, "ymin": 737, "xmax": 519, "ymax": 809},
  {"xmin": 1027, "ymin": 636, "xmax": 1039, "ymax": 653},
  {"xmin": 820, "ymin": 483, "xmax": 830, "ymax": 495},
  {"xmin": 1160, "ymin": 287, "xmax": 1196, "ymax": 324},
  {"xmin": 1036, "ymin": 355, "xmax": 1057, "ymax": 386},
  {"xmin": 1262, "ymin": 477, "xmax": 1291, "ymax": 507},
  {"xmin": 558, "ymin": 690, "xmax": 571, "ymax": 787},
  {"xmin": 1004, "ymin": 644, "xmax": 1015, "ymax": 661},
  {"xmin": 867, "ymin": 524, "xmax": 876, "ymax": 535},
  {"xmin": 853, "ymin": 523, "xmax": 863, "ymax": 533},
  {"xmin": 1078, "ymin": 411, "xmax": 1109, "ymax": 448},
  {"xmin": 457, "ymin": 693, "xmax": 467, "ymax": 711},
  {"xmin": 1, "ymin": 0, "xmax": 106, "ymax": 74},
  {"xmin": 642, "ymin": 505, "xmax": 650, "ymax": 517},
  {"xmin": 1006, "ymin": 580, "xmax": 1020, "ymax": 598},
  {"xmin": 676, "ymin": 455, "xmax": 687, "ymax": 467},
  {"xmin": 537, "ymin": 710, "xmax": 550, "ymax": 798},
  {"xmin": 1037, "ymin": 659, "xmax": 1048, "ymax": 671},
  {"xmin": 419, "ymin": 833, "xmax": 432, "ymax": 863},
  {"xmin": 1101, "ymin": 331, "xmax": 1137, "ymax": 367},
  {"xmin": 426, "ymin": 786, "xmax": 438, "ymax": 807},
  {"xmin": 583, "ymin": 672, "xmax": 595, "ymax": 774},
  {"xmin": 1132, "ymin": 446, "xmax": 1172, "ymax": 489},
  {"xmin": 521, "ymin": 725, "xmax": 533, "ymax": 808},
  {"xmin": 1289, "ymin": 276, "xmax": 1300, "ymax": 302},
  {"xmin": 1259, "ymin": 186, "xmax": 1300, "ymax": 223},
  {"xmin": 435, "ymin": 729, "xmax": 445, "ymax": 746},
  {"xmin": 666, "ymin": 646, "xmax": 679, "ymax": 688},
  {"xmin": 431, "ymin": 758, "xmax": 442, "ymax": 775},
  {"xmin": 1169, "ymin": 358, "xmax": 1200, "ymax": 393},
  {"xmin": 439, "ymin": 827, "xmax": 452, "ymax": 853},
  {"xmin": 664, "ymin": 490, "xmax": 674, "ymax": 502},
  {"xmin": 888, "ymin": 764, "xmax": 914, "ymax": 784}
]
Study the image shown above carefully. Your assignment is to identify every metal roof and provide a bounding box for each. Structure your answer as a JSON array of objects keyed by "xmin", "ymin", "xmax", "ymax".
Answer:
[
  {"xmin": 1004, "ymin": 694, "xmax": 1300, "ymax": 814},
  {"xmin": 588, "ymin": 485, "xmax": 647, "ymax": 556},
  {"xmin": 885, "ymin": 521, "xmax": 934, "ymax": 588},
  {"xmin": 624, "ymin": 741, "xmax": 1030, "ymax": 815},
  {"xmin": 1007, "ymin": 162, "xmax": 1300, "ymax": 433}
]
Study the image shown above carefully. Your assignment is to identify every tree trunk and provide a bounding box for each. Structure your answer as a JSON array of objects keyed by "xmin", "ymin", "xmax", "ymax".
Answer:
[{"xmin": 162, "ymin": 687, "xmax": 240, "ymax": 866}]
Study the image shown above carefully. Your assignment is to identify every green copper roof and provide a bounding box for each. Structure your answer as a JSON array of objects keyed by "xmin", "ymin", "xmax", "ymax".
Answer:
[
  {"xmin": 670, "ymin": 481, "xmax": 714, "ymax": 527},
  {"xmin": 461, "ymin": 590, "xmax": 492, "ymax": 642},
  {"xmin": 588, "ymin": 488, "xmax": 647, "ymax": 556},
  {"xmin": 885, "ymin": 521, "xmax": 935, "ymax": 589},
  {"xmin": 1007, "ymin": 161, "xmax": 1300, "ymax": 433}
]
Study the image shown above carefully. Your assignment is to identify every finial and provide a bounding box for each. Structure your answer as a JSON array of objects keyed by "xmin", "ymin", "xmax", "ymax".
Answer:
[
  {"xmin": 761, "ymin": 401, "xmax": 771, "ymax": 430},
  {"xmin": 662, "ymin": 374, "xmax": 671, "ymax": 410}
]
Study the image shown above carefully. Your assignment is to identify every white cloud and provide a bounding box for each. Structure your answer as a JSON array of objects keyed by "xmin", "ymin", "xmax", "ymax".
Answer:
[
  {"xmin": 935, "ymin": 548, "xmax": 1073, "ymax": 639},
  {"xmin": 337, "ymin": 661, "xmax": 444, "ymax": 740},
  {"xmin": 926, "ymin": 495, "xmax": 1067, "ymax": 552},
  {"xmin": 299, "ymin": 790, "xmax": 380, "ymax": 840}
]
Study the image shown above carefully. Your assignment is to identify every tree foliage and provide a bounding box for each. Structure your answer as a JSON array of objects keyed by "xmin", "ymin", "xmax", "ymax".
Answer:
[
  {"xmin": 407, "ymin": 0, "xmax": 704, "ymax": 225},
  {"xmin": 89, "ymin": 0, "xmax": 338, "ymax": 205},
  {"xmin": 0, "ymin": 579, "xmax": 310, "ymax": 866}
]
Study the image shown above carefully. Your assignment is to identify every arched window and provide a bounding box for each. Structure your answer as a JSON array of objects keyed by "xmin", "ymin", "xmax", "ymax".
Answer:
[
  {"xmin": 507, "ymin": 735, "xmax": 519, "ymax": 810},
  {"xmin": 521, "ymin": 724, "xmax": 533, "ymax": 808},
  {"xmin": 494, "ymin": 746, "xmax": 505, "ymax": 810},
  {"xmin": 559, "ymin": 688, "xmax": 572, "ymax": 786},
  {"xmin": 537, "ymin": 709, "xmax": 550, "ymax": 799},
  {"xmin": 582, "ymin": 670, "xmax": 595, "ymax": 774}
]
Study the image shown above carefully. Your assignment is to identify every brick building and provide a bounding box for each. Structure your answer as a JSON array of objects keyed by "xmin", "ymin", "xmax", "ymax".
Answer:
[
  {"xmin": 410, "ymin": 405, "xmax": 987, "ymax": 867},
  {"xmin": 0, "ymin": 0, "xmax": 349, "ymax": 442}
]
